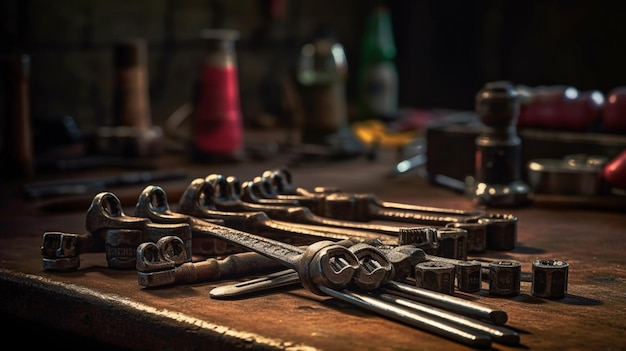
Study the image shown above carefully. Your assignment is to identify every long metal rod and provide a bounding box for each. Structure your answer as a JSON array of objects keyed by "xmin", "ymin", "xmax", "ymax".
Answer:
[
  {"xmin": 210, "ymin": 268, "xmax": 509, "ymax": 326},
  {"xmin": 374, "ymin": 292, "xmax": 519, "ymax": 345},
  {"xmin": 382, "ymin": 280, "xmax": 508, "ymax": 325},
  {"xmin": 318, "ymin": 285, "xmax": 492, "ymax": 349}
]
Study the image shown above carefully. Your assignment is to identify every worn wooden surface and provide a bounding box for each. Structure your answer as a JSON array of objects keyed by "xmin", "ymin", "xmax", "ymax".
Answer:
[{"xmin": 1, "ymin": 146, "xmax": 625, "ymax": 350}]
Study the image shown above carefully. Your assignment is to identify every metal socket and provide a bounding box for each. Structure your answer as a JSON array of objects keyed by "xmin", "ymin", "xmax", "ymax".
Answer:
[
  {"xmin": 531, "ymin": 259, "xmax": 569, "ymax": 299},
  {"xmin": 446, "ymin": 222, "xmax": 487, "ymax": 253},
  {"xmin": 482, "ymin": 214, "xmax": 517, "ymax": 251},
  {"xmin": 435, "ymin": 228, "xmax": 468, "ymax": 260},
  {"xmin": 415, "ymin": 261, "xmax": 456, "ymax": 295},
  {"xmin": 455, "ymin": 260, "xmax": 483, "ymax": 293},
  {"xmin": 488, "ymin": 260, "xmax": 521, "ymax": 296}
]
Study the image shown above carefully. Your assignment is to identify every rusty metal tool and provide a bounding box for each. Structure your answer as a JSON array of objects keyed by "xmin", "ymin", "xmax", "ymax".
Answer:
[
  {"xmin": 210, "ymin": 244, "xmax": 425, "ymax": 298},
  {"xmin": 258, "ymin": 168, "xmax": 517, "ymax": 251},
  {"xmin": 42, "ymin": 192, "xmax": 193, "ymax": 271},
  {"xmin": 210, "ymin": 270, "xmax": 496, "ymax": 347},
  {"xmin": 210, "ymin": 267, "xmax": 508, "ymax": 324},
  {"xmin": 136, "ymin": 235, "xmax": 394, "ymax": 289},
  {"xmin": 318, "ymin": 286, "xmax": 492, "ymax": 348},
  {"xmin": 136, "ymin": 235, "xmax": 288, "ymax": 288},
  {"xmin": 130, "ymin": 186, "xmax": 395, "ymax": 294},
  {"xmin": 167, "ymin": 178, "xmax": 394, "ymax": 246},
  {"xmin": 203, "ymin": 174, "xmax": 472, "ymax": 255},
  {"xmin": 373, "ymin": 292, "xmax": 519, "ymax": 345}
]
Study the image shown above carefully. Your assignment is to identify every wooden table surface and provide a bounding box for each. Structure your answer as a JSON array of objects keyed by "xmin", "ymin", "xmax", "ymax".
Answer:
[{"xmin": 1, "ymin": 143, "xmax": 625, "ymax": 351}]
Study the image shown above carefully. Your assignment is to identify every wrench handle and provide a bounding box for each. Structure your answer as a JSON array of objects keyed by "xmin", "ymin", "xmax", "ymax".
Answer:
[{"xmin": 178, "ymin": 251, "xmax": 288, "ymax": 283}]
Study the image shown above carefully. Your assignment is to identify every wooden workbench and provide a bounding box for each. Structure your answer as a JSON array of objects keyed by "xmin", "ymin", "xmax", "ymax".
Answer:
[{"xmin": 1, "ymin": 144, "xmax": 625, "ymax": 350}]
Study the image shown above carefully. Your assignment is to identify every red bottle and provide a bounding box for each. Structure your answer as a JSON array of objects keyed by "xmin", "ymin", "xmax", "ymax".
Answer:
[{"xmin": 192, "ymin": 29, "xmax": 244, "ymax": 162}]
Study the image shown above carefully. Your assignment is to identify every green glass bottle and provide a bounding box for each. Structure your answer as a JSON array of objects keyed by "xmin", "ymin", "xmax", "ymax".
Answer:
[{"xmin": 357, "ymin": 5, "xmax": 398, "ymax": 121}]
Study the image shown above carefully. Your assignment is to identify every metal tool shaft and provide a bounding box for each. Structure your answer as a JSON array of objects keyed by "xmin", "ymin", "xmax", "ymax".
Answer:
[
  {"xmin": 382, "ymin": 280, "xmax": 508, "ymax": 325},
  {"xmin": 318, "ymin": 286, "xmax": 492, "ymax": 349},
  {"xmin": 374, "ymin": 292, "xmax": 519, "ymax": 345}
]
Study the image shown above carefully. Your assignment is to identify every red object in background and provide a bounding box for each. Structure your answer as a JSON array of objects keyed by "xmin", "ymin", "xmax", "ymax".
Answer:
[
  {"xmin": 603, "ymin": 86, "xmax": 626, "ymax": 133},
  {"xmin": 192, "ymin": 29, "xmax": 243, "ymax": 160},
  {"xmin": 517, "ymin": 86, "xmax": 603, "ymax": 131},
  {"xmin": 560, "ymin": 89, "xmax": 604, "ymax": 131},
  {"xmin": 603, "ymin": 148, "xmax": 626, "ymax": 189}
]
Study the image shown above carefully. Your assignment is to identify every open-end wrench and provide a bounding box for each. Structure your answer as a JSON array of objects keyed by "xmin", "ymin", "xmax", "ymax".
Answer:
[
  {"xmin": 204, "ymin": 173, "xmax": 470, "ymax": 245},
  {"xmin": 118, "ymin": 186, "xmax": 392, "ymax": 294},
  {"xmin": 165, "ymin": 179, "xmax": 394, "ymax": 246},
  {"xmin": 85, "ymin": 192, "xmax": 193, "ymax": 266},
  {"xmin": 42, "ymin": 192, "xmax": 193, "ymax": 271},
  {"xmin": 136, "ymin": 234, "xmax": 396, "ymax": 290},
  {"xmin": 259, "ymin": 168, "xmax": 517, "ymax": 251},
  {"xmin": 41, "ymin": 231, "xmax": 103, "ymax": 271},
  {"xmin": 136, "ymin": 235, "xmax": 287, "ymax": 287},
  {"xmin": 239, "ymin": 175, "xmax": 327, "ymax": 214}
]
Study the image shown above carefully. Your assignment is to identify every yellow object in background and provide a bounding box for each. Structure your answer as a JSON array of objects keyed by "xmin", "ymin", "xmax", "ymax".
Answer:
[{"xmin": 351, "ymin": 119, "xmax": 419, "ymax": 149}]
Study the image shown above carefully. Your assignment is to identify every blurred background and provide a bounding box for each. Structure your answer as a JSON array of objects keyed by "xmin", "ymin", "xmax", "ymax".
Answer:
[
  {"xmin": 3, "ymin": 0, "xmax": 626, "ymax": 187},
  {"xmin": 3, "ymin": 0, "xmax": 626, "ymax": 131}
]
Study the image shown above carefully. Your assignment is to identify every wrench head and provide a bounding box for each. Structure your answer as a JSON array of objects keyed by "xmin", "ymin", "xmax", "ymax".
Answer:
[
  {"xmin": 261, "ymin": 168, "xmax": 296, "ymax": 194},
  {"xmin": 177, "ymin": 178, "xmax": 216, "ymax": 218},
  {"xmin": 348, "ymin": 243, "xmax": 394, "ymax": 291},
  {"xmin": 206, "ymin": 174, "xmax": 238, "ymax": 204},
  {"xmin": 378, "ymin": 244, "xmax": 427, "ymax": 281},
  {"xmin": 86, "ymin": 192, "xmax": 149, "ymax": 235},
  {"xmin": 299, "ymin": 241, "xmax": 360, "ymax": 295},
  {"xmin": 41, "ymin": 231, "xmax": 79, "ymax": 258},
  {"xmin": 155, "ymin": 235, "xmax": 188, "ymax": 266},
  {"xmin": 143, "ymin": 222, "xmax": 192, "ymax": 262},
  {"xmin": 135, "ymin": 185, "xmax": 189, "ymax": 224}
]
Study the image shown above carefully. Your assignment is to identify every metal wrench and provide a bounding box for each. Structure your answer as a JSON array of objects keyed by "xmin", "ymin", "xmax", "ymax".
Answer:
[
  {"xmin": 136, "ymin": 235, "xmax": 286, "ymax": 287},
  {"xmin": 260, "ymin": 168, "xmax": 517, "ymax": 251},
  {"xmin": 42, "ymin": 192, "xmax": 194, "ymax": 271},
  {"xmin": 210, "ymin": 268, "xmax": 508, "ymax": 325},
  {"xmin": 117, "ymin": 187, "xmax": 392, "ymax": 294},
  {"xmin": 204, "ymin": 173, "xmax": 470, "ymax": 248},
  {"xmin": 169, "ymin": 178, "xmax": 394, "ymax": 245}
]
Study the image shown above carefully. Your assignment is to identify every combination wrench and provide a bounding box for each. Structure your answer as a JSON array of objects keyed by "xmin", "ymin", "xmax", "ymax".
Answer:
[{"xmin": 257, "ymin": 168, "xmax": 518, "ymax": 251}]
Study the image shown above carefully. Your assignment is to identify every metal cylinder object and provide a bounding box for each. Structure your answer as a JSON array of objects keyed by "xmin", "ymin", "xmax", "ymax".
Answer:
[
  {"xmin": 446, "ymin": 222, "xmax": 487, "ymax": 253},
  {"xmin": 471, "ymin": 81, "xmax": 530, "ymax": 207},
  {"xmin": 488, "ymin": 260, "xmax": 521, "ymax": 296},
  {"xmin": 414, "ymin": 261, "xmax": 456, "ymax": 295},
  {"xmin": 435, "ymin": 228, "xmax": 468, "ymax": 260},
  {"xmin": 482, "ymin": 214, "xmax": 518, "ymax": 251},
  {"xmin": 455, "ymin": 260, "xmax": 483, "ymax": 293},
  {"xmin": 531, "ymin": 259, "xmax": 569, "ymax": 299},
  {"xmin": 527, "ymin": 155, "xmax": 606, "ymax": 196}
]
